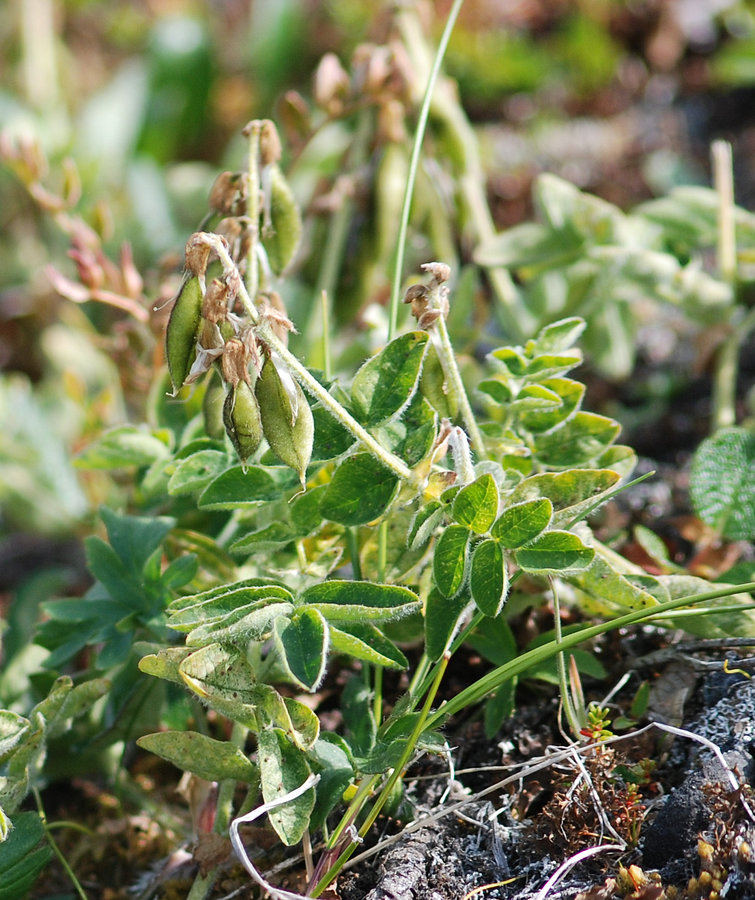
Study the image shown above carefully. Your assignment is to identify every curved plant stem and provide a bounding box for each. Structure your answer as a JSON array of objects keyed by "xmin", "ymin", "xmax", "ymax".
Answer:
[
  {"xmin": 387, "ymin": 0, "xmax": 465, "ymax": 341},
  {"xmin": 245, "ymin": 121, "xmax": 262, "ymax": 303},
  {"xmin": 710, "ymin": 140, "xmax": 755, "ymax": 431},
  {"xmin": 34, "ymin": 788, "xmax": 89, "ymax": 900},
  {"xmin": 435, "ymin": 314, "xmax": 485, "ymax": 456},
  {"xmin": 305, "ymin": 109, "xmax": 372, "ymax": 365},
  {"xmin": 395, "ymin": 5, "xmax": 530, "ymax": 342},
  {"xmin": 424, "ymin": 581, "xmax": 755, "ymax": 729},
  {"xmin": 551, "ymin": 576, "xmax": 581, "ymax": 739},
  {"xmin": 311, "ymin": 656, "xmax": 450, "ymax": 897}
]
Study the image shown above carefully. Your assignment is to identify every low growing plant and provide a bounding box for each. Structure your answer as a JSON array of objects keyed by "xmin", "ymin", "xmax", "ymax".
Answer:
[{"xmin": 2, "ymin": 5, "xmax": 755, "ymax": 898}]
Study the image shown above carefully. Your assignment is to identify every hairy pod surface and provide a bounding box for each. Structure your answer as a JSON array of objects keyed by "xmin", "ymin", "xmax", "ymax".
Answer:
[
  {"xmin": 202, "ymin": 370, "xmax": 226, "ymax": 440},
  {"xmin": 263, "ymin": 164, "xmax": 302, "ymax": 275},
  {"xmin": 255, "ymin": 355, "xmax": 313, "ymax": 484},
  {"xmin": 165, "ymin": 275, "xmax": 204, "ymax": 395},
  {"xmin": 223, "ymin": 380, "xmax": 263, "ymax": 465}
]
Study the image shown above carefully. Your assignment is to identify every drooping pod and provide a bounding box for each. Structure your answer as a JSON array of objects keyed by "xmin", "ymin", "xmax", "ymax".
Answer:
[
  {"xmin": 165, "ymin": 275, "xmax": 204, "ymax": 396},
  {"xmin": 255, "ymin": 354, "xmax": 313, "ymax": 485},
  {"xmin": 223, "ymin": 379, "xmax": 263, "ymax": 466},
  {"xmin": 262, "ymin": 164, "xmax": 302, "ymax": 275}
]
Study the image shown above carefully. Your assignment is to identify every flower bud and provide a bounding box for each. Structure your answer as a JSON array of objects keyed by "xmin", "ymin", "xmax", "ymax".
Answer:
[
  {"xmin": 165, "ymin": 275, "xmax": 204, "ymax": 395},
  {"xmin": 255, "ymin": 355, "xmax": 313, "ymax": 485}
]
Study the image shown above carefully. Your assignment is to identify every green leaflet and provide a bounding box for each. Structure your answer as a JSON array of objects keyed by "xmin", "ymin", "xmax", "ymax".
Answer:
[
  {"xmin": 451, "ymin": 474, "xmax": 499, "ymax": 533},
  {"xmin": 470, "ymin": 539, "xmax": 508, "ymax": 617},
  {"xmin": 320, "ymin": 452, "xmax": 399, "ymax": 526},
  {"xmin": 300, "ymin": 580, "xmax": 420, "ymax": 624},
  {"xmin": 257, "ymin": 729, "xmax": 314, "ymax": 846},
  {"xmin": 136, "ymin": 731, "xmax": 258, "ymax": 783},
  {"xmin": 433, "ymin": 525, "xmax": 470, "ymax": 598},
  {"xmin": 274, "ymin": 609, "xmax": 329, "ymax": 692},
  {"xmin": 425, "ymin": 587, "xmax": 472, "ymax": 662},
  {"xmin": 328, "ymin": 623, "xmax": 408, "ymax": 669},
  {"xmin": 351, "ymin": 331, "xmax": 429, "ymax": 427},
  {"xmin": 690, "ymin": 426, "xmax": 755, "ymax": 540},
  {"xmin": 492, "ymin": 498, "xmax": 552, "ymax": 548},
  {"xmin": 514, "ymin": 530, "xmax": 594, "ymax": 574}
]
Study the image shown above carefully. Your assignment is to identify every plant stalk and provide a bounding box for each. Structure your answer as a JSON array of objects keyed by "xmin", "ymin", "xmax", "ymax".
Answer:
[
  {"xmin": 424, "ymin": 581, "xmax": 755, "ymax": 729},
  {"xmin": 186, "ymin": 721, "xmax": 248, "ymax": 900},
  {"xmin": 395, "ymin": 5, "xmax": 531, "ymax": 342},
  {"xmin": 311, "ymin": 655, "xmax": 449, "ymax": 896},
  {"xmin": 710, "ymin": 138, "xmax": 750, "ymax": 432},
  {"xmin": 435, "ymin": 314, "xmax": 486, "ymax": 456},
  {"xmin": 388, "ymin": 0, "xmax": 465, "ymax": 342}
]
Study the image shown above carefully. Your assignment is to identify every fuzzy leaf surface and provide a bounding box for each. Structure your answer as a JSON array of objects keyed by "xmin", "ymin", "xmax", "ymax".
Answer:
[
  {"xmin": 319, "ymin": 453, "xmax": 399, "ymax": 525},
  {"xmin": 425, "ymin": 587, "xmax": 471, "ymax": 661},
  {"xmin": 492, "ymin": 498, "xmax": 553, "ymax": 548},
  {"xmin": 451, "ymin": 474, "xmax": 499, "ymax": 533},
  {"xmin": 197, "ymin": 465, "xmax": 284, "ymax": 509},
  {"xmin": 328, "ymin": 623, "xmax": 408, "ymax": 669},
  {"xmin": 351, "ymin": 331, "xmax": 429, "ymax": 426},
  {"xmin": 257, "ymin": 729, "xmax": 314, "ymax": 846},
  {"xmin": 515, "ymin": 530, "xmax": 594, "ymax": 573},
  {"xmin": 433, "ymin": 525, "xmax": 470, "ymax": 598},
  {"xmin": 137, "ymin": 731, "xmax": 258, "ymax": 783},
  {"xmin": 470, "ymin": 539, "xmax": 508, "ymax": 617},
  {"xmin": 690, "ymin": 427, "xmax": 755, "ymax": 540},
  {"xmin": 168, "ymin": 450, "xmax": 229, "ymax": 496},
  {"xmin": 274, "ymin": 609, "xmax": 329, "ymax": 691},
  {"xmin": 300, "ymin": 581, "xmax": 420, "ymax": 623}
]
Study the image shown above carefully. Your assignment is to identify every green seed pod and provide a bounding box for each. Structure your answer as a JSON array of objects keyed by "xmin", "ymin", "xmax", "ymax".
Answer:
[
  {"xmin": 165, "ymin": 275, "xmax": 203, "ymax": 396},
  {"xmin": 255, "ymin": 355, "xmax": 313, "ymax": 485},
  {"xmin": 263, "ymin": 164, "xmax": 302, "ymax": 275},
  {"xmin": 223, "ymin": 380, "xmax": 263, "ymax": 465},
  {"xmin": 202, "ymin": 369, "xmax": 226, "ymax": 441}
]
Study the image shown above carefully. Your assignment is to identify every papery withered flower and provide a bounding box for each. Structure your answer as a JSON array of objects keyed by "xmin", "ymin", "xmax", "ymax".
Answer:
[
  {"xmin": 259, "ymin": 120, "xmax": 282, "ymax": 167},
  {"xmin": 352, "ymin": 44, "xmax": 393, "ymax": 98},
  {"xmin": 313, "ymin": 53, "xmax": 350, "ymax": 114},
  {"xmin": 120, "ymin": 243, "xmax": 143, "ymax": 299},
  {"xmin": 259, "ymin": 291, "xmax": 296, "ymax": 344},
  {"xmin": 422, "ymin": 261, "xmax": 451, "ymax": 285},
  {"xmin": 402, "ymin": 282, "xmax": 433, "ymax": 325},
  {"xmin": 215, "ymin": 217, "xmax": 244, "ymax": 260},
  {"xmin": 184, "ymin": 233, "xmax": 218, "ymax": 281},
  {"xmin": 278, "ymin": 90, "xmax": 311, "ymax": 147},
  {"xmin": 209, "ymin": 171, "xmax": 246, "ymax": 215},
  {"xmin": 221, "ymin": 337, "xmax": 251, "ymax": 387},
  {"xmin": 203, "ymin": 278, "xmax": 231, "ymax": 324},
  {"xmin": 68, "ymin": 246, "xmax": 104, "ymax": 291}
]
